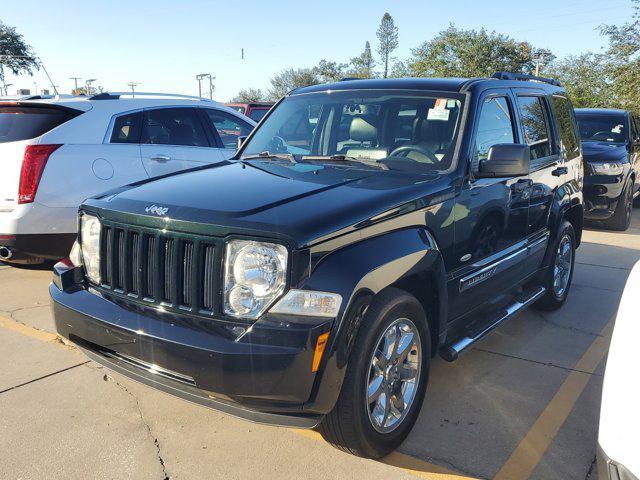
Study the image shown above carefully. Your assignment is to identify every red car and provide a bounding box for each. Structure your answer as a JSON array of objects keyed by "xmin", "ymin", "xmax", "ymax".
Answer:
[{"xmin": 225, "ymin": 102, "xmax": 273, "ymax": 122}]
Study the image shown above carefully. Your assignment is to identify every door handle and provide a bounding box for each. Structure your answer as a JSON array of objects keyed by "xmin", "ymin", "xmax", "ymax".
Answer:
[
  {"xmin": 552, "ymin": 166, "xmax": 568, "ymax": 177},
  {"xmin": 150, "ymin": 154, "xmax": 171, "ymax": 162}
]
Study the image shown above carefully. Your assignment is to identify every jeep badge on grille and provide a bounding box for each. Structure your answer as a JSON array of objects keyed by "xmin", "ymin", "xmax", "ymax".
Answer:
[{"xmin": 145, "ymin": 205, "xmax": 169, "ymax": 216}]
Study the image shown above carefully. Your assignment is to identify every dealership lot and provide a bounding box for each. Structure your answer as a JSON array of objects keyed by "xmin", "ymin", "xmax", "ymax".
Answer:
[{"xmin": 1, "ymin": 215, "xmax": 638, "ymax": 480}]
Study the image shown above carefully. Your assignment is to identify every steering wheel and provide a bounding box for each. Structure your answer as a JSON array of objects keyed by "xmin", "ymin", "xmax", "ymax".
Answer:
[
  {"xmin": 267, "ymin": 135, "xmax": 287, "ymax": 153},
  {"xmin": 389, "ymin": 144, "xmax": 439, "ymax": 164},
  {"xmin": 591, "ymin": 131, "xmax": 614, "ymax": 141}
]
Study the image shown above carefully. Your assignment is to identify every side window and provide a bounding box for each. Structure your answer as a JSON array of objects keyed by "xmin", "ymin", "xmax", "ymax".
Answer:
[
  {"xmin": 204, "ymin": 110, "xmax": 253, "ymax": 149},
  {"xmin": 110, "ymin": 111, "xmax": 142, "ymax": 144},
  {"xmin": 141, "ymin": 108, "xmax": 209, "ymax": 147},
  {"xmin": 517, "ymin": 96, "xmax": 552, "ymax": 161},
  {"xmin": 632, "ymin": 116, "xmax": 640, "ymax": 142},
  {"xmin": 550, "ymin": 96, "xmax": 580, "ymax": 160},
  {"xmin": 473, "ymin": 96, "xmax": 515, "ymax": 172}
]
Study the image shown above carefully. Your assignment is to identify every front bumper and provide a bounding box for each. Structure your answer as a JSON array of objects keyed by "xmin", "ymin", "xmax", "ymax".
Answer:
[
  {"xmin": 583, "ymin": 174, "xmax": 625, "ymax": 221},
  {"xmin": 51, "ymin": 264, "xmax": 334, "ymax": 428}
]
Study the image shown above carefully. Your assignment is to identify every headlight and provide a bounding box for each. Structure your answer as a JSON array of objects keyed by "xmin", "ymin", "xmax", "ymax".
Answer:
[
  {"xmin": 80, "ymin": 213, "xmax": 101, "ymax": 284},
  {"xmin": 224, "ymin": 240, "xmax": 287, "ymax": 319},
  {"xmin": 591, "ymin": 161, "xmax": 623, "ymax": 175}
]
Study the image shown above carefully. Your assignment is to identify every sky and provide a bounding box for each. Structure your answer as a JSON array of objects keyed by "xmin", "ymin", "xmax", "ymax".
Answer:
[{"xmin": 2, "ymin": 0, "xmax": 635, "ymax": 101}]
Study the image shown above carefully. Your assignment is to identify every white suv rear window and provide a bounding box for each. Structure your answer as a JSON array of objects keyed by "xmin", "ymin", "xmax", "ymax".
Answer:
[{"xmin": 0, "ymin": 106, "xmax": 80, "ymax": 143}]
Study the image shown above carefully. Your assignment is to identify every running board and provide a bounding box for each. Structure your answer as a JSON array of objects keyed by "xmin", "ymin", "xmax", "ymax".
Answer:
[{"xmin": 439, "ymin": 286, "xmax": 546, "ymax": 362}]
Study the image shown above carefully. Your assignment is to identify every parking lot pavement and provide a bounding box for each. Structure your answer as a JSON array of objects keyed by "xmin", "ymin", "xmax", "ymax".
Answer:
[{"xmin": 1, "ymin": 214, "xmax": 639, "ymax": 480}]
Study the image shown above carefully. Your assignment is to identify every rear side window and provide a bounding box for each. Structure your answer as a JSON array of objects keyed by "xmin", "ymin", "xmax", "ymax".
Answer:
[
  {"xmin": 204, "ymin": 110, "xmax": 253, "ymax": 149},
  {"xmin": 550, "ymin": 96, "xmax": 580, "ymax": 160},
  {"xmin": 249, "ymin": 108, "xmax": 268, "ymax": 122},
  {"xmin": 0, "ymin": 106, "xmax": 79, "ymax": 143},
  {"xmin": 110, "ymin": 111, "xmax": 142, "ymax": 144},
  {"xmin": 517, "ymin": 96, "xmax": 552, "ymax": 160},
  {"xmin": 141, "ymin": 108, "xmax": 209, "ymax": 147},
  {"xmin": 473, "ymin": 96, "xmax": 515, "ymax": 172}
]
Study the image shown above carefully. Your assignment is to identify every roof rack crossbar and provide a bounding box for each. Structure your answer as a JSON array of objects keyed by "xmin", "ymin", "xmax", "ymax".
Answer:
[
  {"xmin": 491, "ymin": 72, "xmax": 561, "ymax": 87},
  {"xmin": 89, "ymin": 92, "xmax": 214, "ymax": 101}
]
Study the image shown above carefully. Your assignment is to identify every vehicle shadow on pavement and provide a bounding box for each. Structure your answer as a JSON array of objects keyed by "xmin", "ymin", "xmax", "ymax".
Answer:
[{"xmin": 399, "ymin": 237, "xmax": 639, "ymax": 480}]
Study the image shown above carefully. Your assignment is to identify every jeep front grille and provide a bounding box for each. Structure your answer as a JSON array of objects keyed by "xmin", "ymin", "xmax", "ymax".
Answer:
[{"xmin": 97, "ymin": 221, "xmax": 221, "ymax": 317}]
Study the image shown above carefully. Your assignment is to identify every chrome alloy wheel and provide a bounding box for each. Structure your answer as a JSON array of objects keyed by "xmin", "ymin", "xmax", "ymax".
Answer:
[
  {"xmin": 553, "ymin": 234, "xmax": 573, "ymax": 297},
  {"xmin": 366, "ymin": 318, "xmax": 421, "ymax": 434}
]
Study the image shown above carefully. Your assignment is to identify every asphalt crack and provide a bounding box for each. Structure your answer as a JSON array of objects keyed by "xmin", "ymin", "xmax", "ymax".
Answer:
[
  {"xmin": 534, "ymin": 311, "xmax": 606, "ymax": 338},
  {"xmin": 102, "ymin": 372, "xmax": 171, "ymax": 480},
  {"xmin": 0, "ymin": 361, "xmax": 89, "ymax": 394},
  {"xmin": 473, "ymin": 348, "xmax": 603, "ymax": 377},
  {"xmin": 585, "ymin": 455, "xmax": 597, "ymax": 480}
]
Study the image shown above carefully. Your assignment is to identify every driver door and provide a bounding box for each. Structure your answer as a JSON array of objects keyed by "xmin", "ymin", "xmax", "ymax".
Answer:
[{"xmin": 449, "ymin": 89, "xmax": 531, "ymax": 321}]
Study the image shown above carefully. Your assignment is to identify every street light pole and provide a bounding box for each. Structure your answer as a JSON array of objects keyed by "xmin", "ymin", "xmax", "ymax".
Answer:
[
  {"xmin": 69, "ymin": 77, "xmax": 81, "ymax": 92},
  {"xmin": 85, "ymin": 78, "xmax": 97, "ymax": 95},
  {"xmin": 196, "ymin": 73, "xmax": 209, "ymax": 98},
  {"xmin": 127, "ymin": 82, "xmax": 140, "ymax": 96}
]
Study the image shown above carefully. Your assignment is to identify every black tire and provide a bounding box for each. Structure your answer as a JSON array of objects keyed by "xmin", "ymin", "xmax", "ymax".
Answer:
[
  {"xmin": 533, "ymin": 221, "xmax": 576, "ymax": 311},
  {"xmin": 604, "ymin": 178, "xmax": 633, "ymax": 231},
  {"xmin": 317, "ymin": 288, "xmax": 431, "ymax": 458}
]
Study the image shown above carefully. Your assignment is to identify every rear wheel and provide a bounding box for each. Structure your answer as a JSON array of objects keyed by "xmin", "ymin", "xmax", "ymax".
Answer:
[
  {"xmin": 317, "ymin": 288, "xmax": 430, "ymax": 458},
  {"xmin": 533, "ymin": 221, "xmax": 576, "ymax": 311},
  {"xmin": 604, "ymin": 178, "xmax": 633, "ymax": 231}
]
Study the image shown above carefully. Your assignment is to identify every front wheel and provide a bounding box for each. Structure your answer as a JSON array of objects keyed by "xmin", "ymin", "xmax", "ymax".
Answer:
[
  {"xmin": 604, "ymin": 178, "xmax": 633, "ymax": 231},
  {"xmin": 533, "ymin": 221, "xmax": 576, "ymax": 311},
  {"xmin": 317, "ymin": 288, "xmax": 430, "ymax": 458}
]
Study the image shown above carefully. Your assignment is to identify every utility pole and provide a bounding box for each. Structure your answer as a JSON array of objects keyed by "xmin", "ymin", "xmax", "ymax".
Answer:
[
  {"xmin": 69, "ymin": 77, "xmax": 81, "ymax": 92},
  {"xmin": 2, "ymin": 83, "xmax": 12, "ymax": 96},
  {"xmin": 127, "ymin": 82, "xmax": 140, "ymax": 95},
  {"xmin": 196, "ymin": 73, "xmax": 208, "ymax": 98},
  {"xmin": 207, "ymin": 74, "xmax": 215, "ymax": 99}
]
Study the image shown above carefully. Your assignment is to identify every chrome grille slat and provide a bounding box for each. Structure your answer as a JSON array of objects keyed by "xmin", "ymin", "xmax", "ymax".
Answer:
[
  {"xmin": 202, "ymin": 244, "xmax": 215, "ymax": 310},
  {"xmin": 182, "ymin": 242, "xmax": 194, "ymax": 306},
  {"xmin": 130, "ymin": 232, "xmax": 140, "ymax": 294},
  {"xmin": 163, "ymin": 238, "xmax": 174, "ymax": 302},
  {"xmin": 117, "ymin": 230, "xmax": 125, "ymax": 289},
  {"xmin": 145, "ymin": 235, "xmax": 156, "ymax": 299},
  {"xmin": 98, "ymin": 222, "xmax": 218, "ymax": 316}
]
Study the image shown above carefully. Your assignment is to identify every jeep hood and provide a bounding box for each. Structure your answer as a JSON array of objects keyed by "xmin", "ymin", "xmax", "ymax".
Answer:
[
  {"xmin": 86, "ymin": 161, "xmax": 446, "ymax": 247},
  {"xmin": 581, "ymin": 141, "xmax": 628, "ymax": 163}
]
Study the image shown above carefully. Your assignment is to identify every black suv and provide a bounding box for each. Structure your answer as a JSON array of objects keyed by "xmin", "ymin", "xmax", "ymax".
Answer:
[
  {"xmin": 574, "ymin": 108, "xmax": 640, "ymax": 231},
  {"xmin": 51, "ymin": 73, "xmax": 583, "ymax": 458}
]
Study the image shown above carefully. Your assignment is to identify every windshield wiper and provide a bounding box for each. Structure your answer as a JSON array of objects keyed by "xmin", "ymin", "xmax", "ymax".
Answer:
[
  {"xmin": 241, "ymin": 151, "xmax": 297, "ymax": 163},
  {"xmin": 301, "ymin": 154, "xmax": 386, "ymax": 169}
]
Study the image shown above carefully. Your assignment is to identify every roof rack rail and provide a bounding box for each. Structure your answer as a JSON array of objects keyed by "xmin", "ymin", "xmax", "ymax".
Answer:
[
  {"xmin": 339, "ymin": 77, "xmax": 361, "ymax": 82},
  {"xmin": 89, "ymin": 92, "xmax": 214, "ymax": 101},
  {"xmin": 492, "ymin": 71, "xmax": 562, "ymax": 87}
]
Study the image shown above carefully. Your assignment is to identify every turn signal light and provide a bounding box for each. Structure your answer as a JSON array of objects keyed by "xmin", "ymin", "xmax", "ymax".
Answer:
[
  {"xmin": 18, "ymin": 144, "xmax": 62, "ymax": 204},
  {"xmin": 312, "ymin": 332, "xmax": 330, "ymax": 372}
]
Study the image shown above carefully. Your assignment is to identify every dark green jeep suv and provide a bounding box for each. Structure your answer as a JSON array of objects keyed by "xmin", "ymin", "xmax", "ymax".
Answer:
[{"xmin": 51, "ymin": 73, "xmax": 583, "ymax": 458}]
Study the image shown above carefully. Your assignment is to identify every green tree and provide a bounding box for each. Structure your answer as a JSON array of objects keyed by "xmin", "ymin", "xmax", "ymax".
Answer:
[
  {"xmin": 547, "ymin": 53, "xmax": 615, "ymax": 108},
  {"xmin": 0, "ymin": 21, "xmax": 39, "ymax": 85},
  {"xmin": 600, "ymin": 0, "xmax": 640, "ymax": 112},
  {"xmin": 232, "ymin": 88, "xmax": 265, "ymax": 103},
  {"xmin": 349, "ymin": 41, "xmax": 376, "ymax": 78},
  {"xmin": 268, "ymin": 68, "xmax": 319, "ymax": 100},
  {"xmin": 313, "ymin": 59, "xmax": 348, "ymax": 83},
  {"xmin": 408, "ymin": 25, "xmax": 543, "ymax": 78},
  {"xmin": 376, "ymin": 13, "xmax": 399, "ymax": 78}
]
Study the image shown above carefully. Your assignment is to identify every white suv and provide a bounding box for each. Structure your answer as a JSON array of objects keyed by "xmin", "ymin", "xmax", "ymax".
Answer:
[{"xmin": 0, "ymin": 93, "xmax": 255, "ymax": 264}]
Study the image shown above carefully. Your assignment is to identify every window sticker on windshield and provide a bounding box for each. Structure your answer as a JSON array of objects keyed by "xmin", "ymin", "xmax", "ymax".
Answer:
[
  {"xmin": 435, "ymin": 99, "xmax": 448, "ymax": 110},
  {"xmin": 447, "ymin": 99, "xmax": 458, "ymax": 109},
  {"xmin": 427, "ymin": 108, "xmax": 450, "ymax": 121},
  {"xmin": 612, "ymin": 124, "xmax": 623, "ymax": 134}
]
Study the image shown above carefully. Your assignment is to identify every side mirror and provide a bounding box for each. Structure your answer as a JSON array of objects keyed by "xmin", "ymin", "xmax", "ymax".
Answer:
[
  {"xmin": 478, "ymin": 144, "xmax": 531, "ymax": 178},
  {"xmin": 237, "ymin": 136, "xmax": 247, "ymax": 150}
]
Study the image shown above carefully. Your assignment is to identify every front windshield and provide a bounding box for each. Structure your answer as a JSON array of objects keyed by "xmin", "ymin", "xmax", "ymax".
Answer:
[
  {"xmin": 575, "ymin": 113, "xmax": 627, "ymax": 143},
  {"xmin": 241, "ymin": 90, "xmax": 463, "ymax": 173}
]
